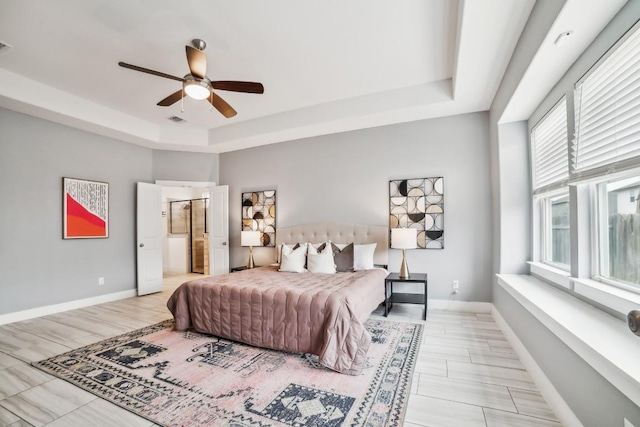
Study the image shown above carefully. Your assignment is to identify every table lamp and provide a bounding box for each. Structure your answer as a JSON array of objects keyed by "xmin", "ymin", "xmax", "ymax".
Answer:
[
  {"xmin": 241, "ymin": 230, "xmax": 262, "ymax": 268},
  {"xmin": 391, "ymin": 228, "xmax": 417, "ymax": 279}
]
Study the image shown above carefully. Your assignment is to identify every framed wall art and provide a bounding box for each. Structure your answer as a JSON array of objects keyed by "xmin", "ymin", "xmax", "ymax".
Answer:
[
  {"xmin": 389, "ymin": 177, "xmax": 444, "ymax": 249},
  {"xmin": 242, "ymin": 190, "xmax": 276, "ymax": 247},
  {"xmin": 63, "ymin": 177, "xmax": 109, "ymax": 239}
]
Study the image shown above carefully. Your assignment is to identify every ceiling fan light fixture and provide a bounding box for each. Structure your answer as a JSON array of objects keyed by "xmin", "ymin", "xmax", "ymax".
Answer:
[{"xmin": 184, "ymin": 80, "xmax": 210, "ymax": 100}]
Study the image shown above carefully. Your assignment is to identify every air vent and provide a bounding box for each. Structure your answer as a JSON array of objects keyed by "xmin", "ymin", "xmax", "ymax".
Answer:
[
  {"xmin": 168, "ymin": 116, "xmax": 186, "ymax": 123},
  {"xmin": 0, "ymin": 42, "xmax": 12, "ymax": 55}
]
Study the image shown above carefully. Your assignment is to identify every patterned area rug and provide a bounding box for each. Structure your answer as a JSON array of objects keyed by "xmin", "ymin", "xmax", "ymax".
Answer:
[{"xmin": 34, "ymin": 318, "xmax": 422, "ymax": 427}]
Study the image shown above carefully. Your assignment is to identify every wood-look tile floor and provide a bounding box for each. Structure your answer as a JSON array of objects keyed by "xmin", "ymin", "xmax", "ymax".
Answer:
[{"xmin": 0, "ymin": 274, "xmax": 561, "ymax": 426}]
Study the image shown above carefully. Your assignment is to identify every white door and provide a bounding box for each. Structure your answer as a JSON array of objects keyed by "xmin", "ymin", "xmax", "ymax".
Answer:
[
  {"xmin": 208, "ymin": 185, "xmax": 229, "ymax": 275},
  {"xmin": 137, "ymin": 182, "xmax": 163, "ymax": 295}
]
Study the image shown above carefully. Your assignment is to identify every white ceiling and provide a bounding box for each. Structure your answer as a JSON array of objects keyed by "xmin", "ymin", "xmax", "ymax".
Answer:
[{"xmin": 0, "ymin": 0, "xmax": 628, "ymax": 153}]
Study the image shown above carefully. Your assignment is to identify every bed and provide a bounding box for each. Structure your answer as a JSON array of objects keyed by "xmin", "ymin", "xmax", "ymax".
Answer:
[{"xmin": 167, "ymin": 222, "xmax": 389, "ymax": 375}]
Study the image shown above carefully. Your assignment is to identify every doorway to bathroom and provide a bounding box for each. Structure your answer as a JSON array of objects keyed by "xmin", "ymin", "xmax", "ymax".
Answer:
[{"xmin": 167, "ymin": 198, "xmax": 208, "ymax": 274}]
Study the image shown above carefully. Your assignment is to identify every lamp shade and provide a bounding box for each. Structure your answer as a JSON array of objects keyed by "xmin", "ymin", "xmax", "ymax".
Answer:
[
  {"xmin": 391, "ymin": 228, "xmax": 417, "ymax": 249},
  {"xmin": 241, "ymin": 230, "xmax": 262, "ymax": 247}
]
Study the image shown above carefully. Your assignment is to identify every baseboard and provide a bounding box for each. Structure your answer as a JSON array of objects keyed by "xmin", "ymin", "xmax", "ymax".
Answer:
[
  {"xmin": 491, "ymin": 305, "xmax": 584, "ymax": 427},
  {"xmin": 428, "ymin": 299, "xmax": 492, "ymax": 313},
  {"xmin": 0, "ymin": 289, "xmax": 137, "ymax": 326}
]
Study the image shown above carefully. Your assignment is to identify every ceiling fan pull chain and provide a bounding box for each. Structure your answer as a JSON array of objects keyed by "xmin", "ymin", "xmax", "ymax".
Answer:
[{"xmin": 181, "ymin": 88, "xmax": 184, "ymax": 113}]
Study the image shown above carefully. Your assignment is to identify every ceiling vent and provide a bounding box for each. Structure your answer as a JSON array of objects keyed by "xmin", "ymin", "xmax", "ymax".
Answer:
[
  {"xmin": 0, "ymin": 42, "xmax": 12, "ymax": 55},
  {"xmin": 168, "ymin": 116, "xmax": 186, "ymax": 123}
]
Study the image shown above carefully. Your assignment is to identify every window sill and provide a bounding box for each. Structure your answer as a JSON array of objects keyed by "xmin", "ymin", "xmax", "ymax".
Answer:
[
  {"xmin": 571, "ymin": 277, "xmax": 640, "ymax": 316},
  {"xmin": 497, "ymin": 274, "xmax": 640, "ymax": 408},
  {"xmin": 527, "ymin": 261, "xmax": 640, "ymax": 317},
  {"xmin": 528, "ymin": 261, "xmax": 571, "ymax": 289}
]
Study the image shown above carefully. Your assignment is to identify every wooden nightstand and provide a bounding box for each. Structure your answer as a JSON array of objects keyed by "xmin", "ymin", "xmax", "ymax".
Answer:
[{"xmin": 384, "ymin": 272, "xmax": 428, "ymax": 320}]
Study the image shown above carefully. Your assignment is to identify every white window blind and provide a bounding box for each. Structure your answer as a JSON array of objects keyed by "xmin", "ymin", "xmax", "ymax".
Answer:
[
  {"xmin": 573, "ymin": 23, "xmax": 640, "ymax": 177},
  {"xmin": 531, "ymin": 98, "xmax": 568, "ymax": 194}
]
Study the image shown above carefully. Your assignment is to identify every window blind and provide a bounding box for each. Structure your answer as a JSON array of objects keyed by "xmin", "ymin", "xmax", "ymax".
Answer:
[
  {"xmin": 572, "ymin": 23, "xmax": 640, "ymax": 178},
  {"xmin": 531, "ymin": 97, "xmax": 568, "ymax": 194}
]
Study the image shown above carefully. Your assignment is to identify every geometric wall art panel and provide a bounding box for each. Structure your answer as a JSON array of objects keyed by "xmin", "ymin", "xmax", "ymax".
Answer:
[
  {"xmin": 242, "ymin": 190, "xmax": 276, "ymax": 247},
  {"xmin": 63, "ymin": 177, "xmax": 109, "ymax": 239},
  {"xmin": 389, "ymin": 177, "xmax": 444, "ymax": 249}
]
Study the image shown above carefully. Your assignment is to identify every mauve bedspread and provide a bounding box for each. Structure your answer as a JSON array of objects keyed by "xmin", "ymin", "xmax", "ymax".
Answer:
[{"xmin": 167, "ymin": 265, "xmax": 387, "ymax": 375}]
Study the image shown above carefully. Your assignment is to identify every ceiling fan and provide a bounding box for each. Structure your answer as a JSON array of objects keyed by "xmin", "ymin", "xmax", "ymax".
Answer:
[{"xmin": 118, "ymin": 39, "xmax": 264, "ymax": 118}]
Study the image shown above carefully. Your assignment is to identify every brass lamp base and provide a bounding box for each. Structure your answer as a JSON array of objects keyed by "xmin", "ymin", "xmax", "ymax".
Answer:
[
  {"xmin": 399, "ymin": 248, "xmax": 410, "ymax": 279},
  {"xmin": 247, "ymin": 246, "xmax": 255, "ymax": 269}
]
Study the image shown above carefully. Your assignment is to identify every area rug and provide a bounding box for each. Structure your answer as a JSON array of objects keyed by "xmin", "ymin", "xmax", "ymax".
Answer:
[{"xmin": 34, "ymin": 318, "xmax": 422, "ymax": 427}]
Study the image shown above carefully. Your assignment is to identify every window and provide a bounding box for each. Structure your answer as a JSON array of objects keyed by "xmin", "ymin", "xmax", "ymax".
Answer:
[
  {"xmin": 531, "ymin": 98, "xmax": 570, "ymax": 268},
  {"xmin": 573, "ymin": 22, "xmax": 640, "ymax": 178},
  {"xmin": 546, "ymin": 193, "xmax": 571, "ymax": 265},
  {"xmin": 595, "ymin": 175, "xmax": 640, "ymax": 289},
  {"xmin": 572, "ymin": 22, "xmax": 640, "ymax": 291}
]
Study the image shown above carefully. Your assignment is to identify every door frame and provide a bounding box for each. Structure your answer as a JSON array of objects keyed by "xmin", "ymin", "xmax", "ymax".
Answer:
[{"xmin": 154, "ymin": 180, "xmax": 226, "ymax": 277}]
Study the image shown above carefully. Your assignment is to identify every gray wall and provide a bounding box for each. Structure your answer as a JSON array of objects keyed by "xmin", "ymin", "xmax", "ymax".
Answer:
[
  {"xmin": 0, "ymin": 108, "xmax": 151, "ymax": 314},
  {"xmin": 488, "ymin": 0, "xmax": 565, "ymax": 277},
  {"xmin": 491, "ymin": 0, "xmax": 640, "ymax": 424},
  {"xmin": 152, "ymin": 149, "xmax": 219, "ymax": 183},
  {"xmin": 0, "ymin": 108, "xmax": 220, "ymax": 315},
  {"xmin": 494, "ymin": 284, "xmax": 640, "ymax": 427},
  {"xmin": 220, "ymin": 112, "xmax": 494, "ymax": 302}
]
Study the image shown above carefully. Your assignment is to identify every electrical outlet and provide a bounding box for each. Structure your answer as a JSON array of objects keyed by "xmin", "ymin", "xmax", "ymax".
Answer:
[
  {"xmin": 625, "ymin": 418, "xmax": 636, "ymax": 427},
  {"xmin": 452, "ymin": 280, "xmax": 459, "ymax": 294},
  {"xmin": 98, "ymin": 277, "xmax": 105, "ymax": 286}
]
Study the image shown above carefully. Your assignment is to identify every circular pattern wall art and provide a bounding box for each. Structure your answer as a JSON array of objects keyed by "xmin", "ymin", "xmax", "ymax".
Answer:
[
  {"xmin": 242, "ymin": 190, "xmax": 276, "ymax": 247},
  {"xmin": 389, "ymin": 178, "xmax": 444, "ymax": 249}
]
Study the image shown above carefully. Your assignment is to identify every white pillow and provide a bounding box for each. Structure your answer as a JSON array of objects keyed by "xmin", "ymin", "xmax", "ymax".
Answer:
[
  {"xmin": 307, "ymin": 241, "xmax": 331, "ymax": 255},
  {"xmin": 277, "ymin": 243, "xmax": 299, "ymax": 264},
  {"xmin": 279, "ymin": 243, "xmax": 308, "ymax": 273},
  {"xmin": 354, "ymin": 243, "xmax": 377, "ymax": 270},
  {"xmin": 307, "ymin": 246, "xmax": 336, "ymax": 274}
]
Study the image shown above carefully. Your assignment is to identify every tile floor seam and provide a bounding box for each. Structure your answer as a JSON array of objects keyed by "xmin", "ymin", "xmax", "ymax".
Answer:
[
  {"xmin": 483, "ymin": 406, "xmax": 563, "ymax": 424},
  {"xmin": 481, "ymin": 406, "xmax": 489, "ymax": 427}
]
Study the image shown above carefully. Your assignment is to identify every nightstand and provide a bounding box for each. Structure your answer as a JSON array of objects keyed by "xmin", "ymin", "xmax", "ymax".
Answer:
[{"xmin": 384, "ymin": 272, "xmax": 428, "ymax": 320}]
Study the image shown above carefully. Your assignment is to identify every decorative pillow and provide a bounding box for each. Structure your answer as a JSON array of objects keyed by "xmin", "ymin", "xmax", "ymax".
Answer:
[
  {"xmin": 279, "ymin": 243, "xmax": 307, "ymax": 273},
  {"xmin": 331, "ymin": 243, "xmax": 354, "ymax": 272},
  {"xmin": 277, "ymin": 243, "xmax": 300, "ymax": 264},
  {"xmin": 307, "ymin": 242, "xmax": 330, "ymax": 255},
  {"xmin": 307, "ymin": 245, "xmax": 336, "ymax": 274},
  {"xmin": 354, "ymin": 243, "xmax": 377, "ymax": 270}
]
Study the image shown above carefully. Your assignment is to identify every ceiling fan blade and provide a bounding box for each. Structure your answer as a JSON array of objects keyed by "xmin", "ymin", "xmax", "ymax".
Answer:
[
  {"xmin": 208, "ymin": 92, "xmax": 237, "ymax": 118},
  {"xmin": 186, "ymin": 46, "xmax": 207, "ymax": 79},
  {"xmin": 212, "ymin": 81, "xmax": 264, "ymax": 94},
  {"xmin": 118, "ymin": 62, "xmax": 184, "ymax": 82},
  {"xmin": 157, "ymin": 89, "xmax": 186, "ymax": 107}
]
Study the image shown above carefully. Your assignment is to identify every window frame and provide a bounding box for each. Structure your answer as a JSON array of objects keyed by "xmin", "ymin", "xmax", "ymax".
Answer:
[
  {"xmin": 530, "ymin": 96, "xmax": 570, "ymax": 271},
  {"xmin": 590, "ymin": 169, "xmax": 640, "ymax": 294},
  {"xmin": 536, "ymin": 189, "xmax": 571, "ymax": 271}
]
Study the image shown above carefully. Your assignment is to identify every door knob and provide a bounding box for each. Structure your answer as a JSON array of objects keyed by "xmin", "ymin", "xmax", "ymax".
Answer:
[
  {"xmin": 222, "ymin": 242, "xmax": 227, "ymax": 245},
  {"xmin": 139, "ymin": 243, "xmax": 145, "ymax": 248}
]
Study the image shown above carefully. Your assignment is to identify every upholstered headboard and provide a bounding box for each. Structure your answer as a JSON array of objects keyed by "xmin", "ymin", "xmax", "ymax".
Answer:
[{"xmin": 275, "ymin": 222, "xmax": 388, "ymax": 266}]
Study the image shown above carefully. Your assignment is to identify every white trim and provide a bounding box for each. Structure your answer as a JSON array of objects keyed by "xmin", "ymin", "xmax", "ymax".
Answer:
[
  {"xmin": 428, "ymin": 299, "xmax": 492, "ymax": 313},
  {"xmin": 155, "ymin": 180, "xmax": 216, "ymax": 187},
  {"xmin": 497, "ymin": 274, "xmax": 640, "ymax": 409},
  {"xmin": 0, "ymin": 289, "xmax": 137, "ymax": 326},
  {"xmin": 572, "ymin": 277, "xmax": 640, "ymax": 316},
  {"xmin": 528, "ymin": 261, "xmax": 572, "ymax": 289},
  {"xmin": 491, "ymin": 304, "xmax": 583, "ymax": 427}
]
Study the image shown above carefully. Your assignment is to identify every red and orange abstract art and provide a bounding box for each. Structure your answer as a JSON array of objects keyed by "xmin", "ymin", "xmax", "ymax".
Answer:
[{"xmin": 63, "ymin": 177, "xmax": 108, "ymax": 239}]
